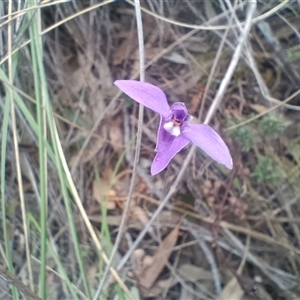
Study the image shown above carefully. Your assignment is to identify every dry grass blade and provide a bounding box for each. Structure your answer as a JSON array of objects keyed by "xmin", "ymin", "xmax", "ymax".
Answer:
[{"xmin": 7, "ymin": 0, "xmax": 34, "ymax": 293}]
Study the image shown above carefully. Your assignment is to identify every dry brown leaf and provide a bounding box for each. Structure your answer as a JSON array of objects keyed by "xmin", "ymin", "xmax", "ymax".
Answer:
[
  {"xmin": 113, "ymin": 29, "xmax": 138, "ymax": 65},
  {"xmin": 141, "ymin": 263, "xmax": 212, "ymax": 298},
  {"xmin": 79, "ymin": 137, "xmax": 105, "ymax": 164},
  {"xmin": 92, "ymin": 180, "xmax": 116, "ymax": 210},
  {"xmin": 183, "ymin": 36, "xmax": 209, "ymax": 53},
  {"xmin": 109, "ymin": 118, "xmax": 123, "ymax": 153},
  {"xmin": 138, "ymin": 221, "xmax": 181, "ymax": 289},
  {"xmin": 133, "ymin": 47, "xmax": 162, "ymax": 61},
  {"xmin": 163, "ymin": 52, "xmax": 188, "ymax": 64},
  {"xmin": 131, "ymin": 206, "xmax": 149, "ymax": 226},
  {"xmin": 178, "ymin": 264, "xmax": 212, "ymax": 282},
  {"xmin": 179, "ymin": 283, "xmax": 196, "ymax": 300},
  {"xmin": 249, "ymin": 103, "xmax": 269, "ymax": 114},
  {"xmin": 113, "ymin": 15, "xmax": 155, "ymax": 66},
  {"xmin": 254, "ymin": 285, "xmax": 273, "ymax": 300},
  {"xmin": 219, "ymin": 277, "xmax": 244, "ymax": 300}
]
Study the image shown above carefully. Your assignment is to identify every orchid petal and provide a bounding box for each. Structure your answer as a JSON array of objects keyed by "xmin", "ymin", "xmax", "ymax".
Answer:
[
  {"xmin": 155, "ymin": 116, "xmax": 174, "ymax": 152},
  {"xmin": 170, "ymin": 102, "xmax": 188, "ymax": 113},
  {"xmin": 151, "ymin": 136, "xmax": 190, "ymax": 175},
  {"xmin": 114, "ymin": 80, "xmax": 170, "ymax": 117},
  {"xmin": 182, "ymin": 124, "xmax": 233, "ymax": 169}
]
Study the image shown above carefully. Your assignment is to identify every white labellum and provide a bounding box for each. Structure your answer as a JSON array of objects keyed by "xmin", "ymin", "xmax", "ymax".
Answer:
[{"xmin": 163, "ymin": 121, "xmax": 181, "ymax": 136}]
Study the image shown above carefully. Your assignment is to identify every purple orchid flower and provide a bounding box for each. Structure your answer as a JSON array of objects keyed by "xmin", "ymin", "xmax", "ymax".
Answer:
[{"xmin": 115, "ymin": 80, "xmax": 233, "ymax": 175}]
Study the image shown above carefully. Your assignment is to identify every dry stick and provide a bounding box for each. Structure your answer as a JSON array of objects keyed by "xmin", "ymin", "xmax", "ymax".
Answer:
[
  {"xmin": 189, "ymin": 227, "xmax": 222, "ymax": 296},
  {"xmin": 199, "ymin": 0, "xmax": 236, "ymax": 121},
  {"xmin": 116, "ymin": 0, "xmax": 257, "ymax": 272},
  {"xmin": 190, "ymin": 1, "xmax": 236, "ymax": 294},
  {"xmin": 0, "ymin": 265, "xmax": 41, "ymax": 300},
  {"xmin": 92, "ymin": 0, "xmax": 145, "ymax": 298},
  {"xmin": 236, "ymin": 233, "xmax": 251, "ymax": 276},
  {"xmin": 204, "ymin": 1, "xmax": 257, "ymax": 124}
]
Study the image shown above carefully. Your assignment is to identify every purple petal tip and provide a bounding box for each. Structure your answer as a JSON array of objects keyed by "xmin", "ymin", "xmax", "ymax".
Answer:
[
  {"xmin": 114, "ymin": 80, "xmax": 170, "ymax": 117},
  {"xmin": 182, "ymin": 124, "xmax": 233, "ymax": 170}
]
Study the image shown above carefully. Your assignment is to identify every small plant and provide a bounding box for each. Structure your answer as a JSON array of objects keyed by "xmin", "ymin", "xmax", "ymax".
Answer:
[
  {"xmin": 227, "ymin": 125, "xmax": 254, "ymax": 152},
  {"xmin": 259, "ymin": 113, "xmax": 291, "ymax": 137},
  {"xmin": 251, "ymin": 155, "xmax": 284, "ymax": 185},
  {"xmin": 287, "ymin": 140, "xmax": 300, "ymax": 155}
]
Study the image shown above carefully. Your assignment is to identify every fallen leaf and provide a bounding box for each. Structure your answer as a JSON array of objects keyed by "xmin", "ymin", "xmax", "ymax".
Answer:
[
  {"xmin": 178, "ymin": 264, "xmax": 212, "ymax": 282},
  {"xmin": 93, "ymin": 180, "xmax": 116, "ymax": 210},
  {"xmin": 204, "ymin": 0, "xmax": 218, "ymax": 21},
  {"xmin": 131, "ymin": 206, "xmax": 149, "ymax": 227},
  {"xmin": 128, "ymin": 286, "xmax": 141, "ymax": 300},
  {"xmin": 249, "ymin": 103, "xmax": 269, "ymax": 114},
  {"xmin": 113, "ymin": 29, "xmax": 138, "ymax": 65},
  {"xmin": 113, "ymin": 16, "xmax": 156, "ymax": 65},
  {"xmin": 179, "ymin": 283, "xmax": 196, "ymax": 300},
  {"xmin": 219, "ymin": 277, "xmax": 244, "ymax": 300},
  {"xmin": 163, "ymin": 52, "xmax": 188, "ymax": 64},
  {"xmin": 255, "ymin": 285, "xmax": 273, "ymax": 300},
  {"xmin": 138, "ymin": 221, "xmax": 181, "ymax": 289},
  {"xmin": 142, "ymin": 263, "xmax": 212, "ymax": 298},
  {"xmin": 109, "ymin": 117, "xmax": 123, "ymax": 153}
]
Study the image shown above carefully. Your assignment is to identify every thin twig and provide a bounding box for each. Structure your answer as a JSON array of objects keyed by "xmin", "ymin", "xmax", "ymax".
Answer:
[
  {"xmin": 0, "ymin": 265, "xmax": 41, "ymax": 300},
  {"xmin": 226, "ymin": 88, "xmax": 300, "ymax": 131},
  {"xmin": 189, "ymin": 226, "xmax": 222, "ymax": 296},
  {"xmin": 93, "ymin": 0, "xmax": 145, "ymax": 297}
]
